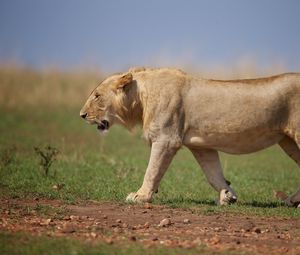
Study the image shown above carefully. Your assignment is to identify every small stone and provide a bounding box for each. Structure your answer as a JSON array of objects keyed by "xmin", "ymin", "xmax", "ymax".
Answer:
[
  {"xmin": 254, "ymin": 227, "xmax": 261, "ymax": 234},
  {"xmin": 122, "ymin": 223, "xmax": 128, "ymax": 228},
  {"xmin": 130, "ymin": 236, "xmax": 137, "ymax": 241},
  {"xmin": 40, "ymin": 218, "xmax": 52, "ymax": 226},
  {"xmin": 183, "ymin": 219, "xmax": 190, "ymax": 224},
  {"xmin": 280, "ymin": 247, "xmax": 289, "ymax": 253},
  {"xmin": 69, "ymin": 215, "xmax": 79, "ymax": 221},
  {"xmin": 158, "ymin": 218, "xmax": 171, "ymax": 227},
  {"xmin": 152, "ymin": 237, "xmax": 158, "ymax": 241},
  {"xmin": 0, "ymin": 218, "xmax": 8, "ymax": 226},
  {"xmin": 144, "ymin": 222, "xmax": 150, "ymax": 228},
  {"xmin": 105, "ymin": 238, "xmax": 113, "ymax": 244},
  {"xmin": 209, "ymin": 236, "xmax": 221, "ymax": 245},
  {"xmin": 103, "ymin": 215, "xmax": 108, "ymax": 219},
  {"xmin": 144, "ymin": 203, "xmax": 152, "ymax": 209},
  {"xmin": 116, "ymin": 219, "xmax": 122, "ymax": 223},
  {"xmin": 90, "ymin": 232, "xmax": 97, "ymax": 238},
  {"xmin": 62, "ymin": 224, "xmax": 76, "ymax": 233},
  {"xmin": 113, "ymin": 228, "xmax": 121, "ymax": 233}
]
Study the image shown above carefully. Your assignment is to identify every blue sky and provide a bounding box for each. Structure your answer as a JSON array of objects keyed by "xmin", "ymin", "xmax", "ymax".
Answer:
[{"xmin": 0, "ymin": 0, "xmax": 300, "ymax": 73}]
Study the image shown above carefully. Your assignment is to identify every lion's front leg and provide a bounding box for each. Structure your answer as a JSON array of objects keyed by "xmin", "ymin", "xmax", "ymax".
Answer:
[{"xmin": 126, "ymin": 141, "xmax": 178, "ymax": 203}]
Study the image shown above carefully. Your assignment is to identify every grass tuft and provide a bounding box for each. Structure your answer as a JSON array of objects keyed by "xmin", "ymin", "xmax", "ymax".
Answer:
[{"xmin": 34, "ymin": 145, "xmax": 59, "ymax": 177}]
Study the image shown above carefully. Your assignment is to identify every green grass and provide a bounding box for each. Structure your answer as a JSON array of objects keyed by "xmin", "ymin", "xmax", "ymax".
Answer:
[{"xmin": 0, "ymin": 105, "xmax": 299, "ymax": 218}]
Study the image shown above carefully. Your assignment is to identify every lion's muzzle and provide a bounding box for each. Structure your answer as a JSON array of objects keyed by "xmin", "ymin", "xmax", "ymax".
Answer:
[{"xmin": 80, "ymin": 113, "xmax": 87, "ymax": 119}]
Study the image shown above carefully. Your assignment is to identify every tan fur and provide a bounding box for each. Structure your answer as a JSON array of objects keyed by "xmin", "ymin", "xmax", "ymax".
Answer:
[{"xmin": 80, "ymin": 67, "xmax": 300, "ymax": 206}]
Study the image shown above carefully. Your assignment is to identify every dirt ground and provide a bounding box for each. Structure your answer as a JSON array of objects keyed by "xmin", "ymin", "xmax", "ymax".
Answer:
[{"xmin": 1, "ymin": 198, "xmax": 300, "ymax": 255}]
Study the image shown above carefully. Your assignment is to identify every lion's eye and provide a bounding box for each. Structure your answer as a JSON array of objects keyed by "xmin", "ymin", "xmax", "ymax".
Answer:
[{"xmin": 94, "ymin": 94, "xmax": 100, "ymax": 100}]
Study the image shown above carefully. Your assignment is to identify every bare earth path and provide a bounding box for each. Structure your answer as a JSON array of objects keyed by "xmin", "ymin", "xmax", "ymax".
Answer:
[{"xmin": 1, "ymin": 198, "xmax": 300, "ymax": 254}]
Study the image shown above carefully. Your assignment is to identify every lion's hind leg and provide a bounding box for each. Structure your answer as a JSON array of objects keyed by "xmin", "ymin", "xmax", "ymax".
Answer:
[
  {"xmin": 190, "ymin": 148, "xmax": 237, "ymax": 205},
  {"xmin": 278, "ymin": 136, "xmax": 300, "ymax": 207}
]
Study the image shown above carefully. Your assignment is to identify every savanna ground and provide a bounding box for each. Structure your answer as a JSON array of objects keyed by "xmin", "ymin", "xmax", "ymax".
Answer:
[{"xmin": 0, "ymin": 66, "xmax": 300, "ymax": 255}]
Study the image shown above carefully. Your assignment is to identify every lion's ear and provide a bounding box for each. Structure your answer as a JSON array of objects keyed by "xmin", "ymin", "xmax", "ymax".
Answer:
[{"xmin": 114, "ymin": 73, "xmax": 133, "ymax": 90}]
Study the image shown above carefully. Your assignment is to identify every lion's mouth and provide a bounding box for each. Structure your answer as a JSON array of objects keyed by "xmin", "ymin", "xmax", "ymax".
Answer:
[{"xmin": 97, "ymin": 120, "xmax": 110, "ymax": 132}]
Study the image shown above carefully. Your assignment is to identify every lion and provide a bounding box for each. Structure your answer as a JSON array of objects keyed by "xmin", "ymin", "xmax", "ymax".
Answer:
[{"xmin": 80, "ymin": 67, "xmax": 300, "ymax": 207}]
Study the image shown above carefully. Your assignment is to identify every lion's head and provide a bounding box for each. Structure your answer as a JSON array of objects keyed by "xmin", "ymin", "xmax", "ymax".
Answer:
[{"xmin": 80, "ymin": 72, "xmax": 140, "ymax": 133}]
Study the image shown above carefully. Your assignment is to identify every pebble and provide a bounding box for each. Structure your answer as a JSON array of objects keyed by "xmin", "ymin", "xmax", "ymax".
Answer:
[
  {"xmin": 113, "ymin": 228, "xmax": 121, "ymax": 233},
  {"xmin": 69, "ymin": 215, "xmax": 79, "ymax": 221},
  {"xmin": 159, "ymin": 218, "xmax": 171, "ymax": 227},
  {"xmin": 209, "ymin": 236, "xmax": 221, "ymax": 245},
  {"xmin": 183, "ymin": 219, "xmax": 191, "ymax": 224},
  {"xmin": 90, "ymin": 232, "xmax": 97, "ymax": 238},
  {"xmin": 105, "ymin": 238, "xmax": 113, "ymax": 244},
  {"xmin": 39, "ymin": 218, "xmax": 52, "ymax": 226},
  {"xmin": 61, "ymin": 224, "xmax": 76, "ymax": 233},
  {"xmin": 144, "ymin": 203, "xmax": 152, "ymax": 209},
  {"xmin": 130, "ymin": 236, "xmax": 137, "ymax": 241},
  {"xmin": 116, "ymin": 219, "xmax": 122, "ymax": 223},
  {"xmin": 254, "ymin": 227, "xmax": 261, "ymax": 234}
]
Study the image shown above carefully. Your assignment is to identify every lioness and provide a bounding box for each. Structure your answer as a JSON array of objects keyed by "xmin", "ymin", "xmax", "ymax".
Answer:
[{"xmin": 80, "ymin": 67, "xmax": 300, "ymax": 207}]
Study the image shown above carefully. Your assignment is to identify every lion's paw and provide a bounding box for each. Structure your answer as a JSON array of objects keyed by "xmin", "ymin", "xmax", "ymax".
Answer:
[
  {"xmin": 126, "ymin": 192, "xmax": 152, "ymax": 203},
  {"xmin": 218, "ymin": 189, "xmax": 237, "ymax": 205}
]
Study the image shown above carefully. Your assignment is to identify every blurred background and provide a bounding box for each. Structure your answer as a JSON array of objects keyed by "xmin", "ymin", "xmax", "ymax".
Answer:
[
  {"xmin": 1, "ymin": 0, "xmax": 300, "ymax": 109},
  {"xmin": 1, "ymin": 0, "xmax": 300, "ymax": 76},
  {"xmin": 0, "ymin": 0, "xmax": 299, "ymax": 110}
]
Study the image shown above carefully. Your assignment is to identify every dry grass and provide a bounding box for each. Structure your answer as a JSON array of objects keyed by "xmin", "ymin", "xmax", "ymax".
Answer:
[
  {"xmin": 0, "ymin": 66, "xmax": 103, "ymax": 109},
  {"xmin": 0, "ymin": 63, "xmax": 286, "ymax": 109}
]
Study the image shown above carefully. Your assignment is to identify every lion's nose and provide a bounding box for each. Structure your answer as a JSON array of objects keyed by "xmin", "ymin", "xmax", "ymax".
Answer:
[{"xmin": 80, "ymin": 113, "xmax": 87, "ymax": 119}]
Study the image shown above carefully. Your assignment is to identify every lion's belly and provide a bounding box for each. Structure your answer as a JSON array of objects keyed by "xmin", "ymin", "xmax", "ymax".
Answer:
[{"xmin": 183, "ymin": 129, "xmax": 284, "ymax": 154}]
